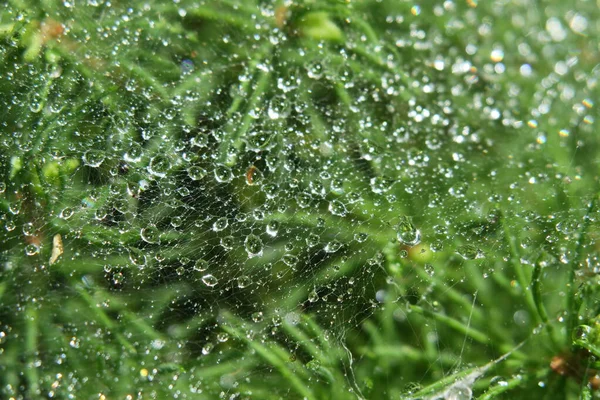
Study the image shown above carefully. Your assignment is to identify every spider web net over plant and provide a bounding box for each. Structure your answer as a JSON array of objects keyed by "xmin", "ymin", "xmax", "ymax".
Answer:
[{"xmin": 1, "ymin": 0, "xmax": 600, "ymax": 399}]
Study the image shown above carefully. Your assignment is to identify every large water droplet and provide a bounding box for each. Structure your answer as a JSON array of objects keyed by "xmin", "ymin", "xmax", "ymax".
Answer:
[
  {"xmin": 147, "ymin": 155, "xmax": 171, "ymax": 178},
  {"xmin": 266, "ymin": 221, "xmax": 280, "ymax": 237},
  {"xmin": 194, "ymin": 259, "xmax": 209, "ymax": 272},
  {"xmin": 324, "ymin": 240, "xmax": 342, "ymax": 253},
  {"xmin": 396, "ymin": 216, "xmax": 421, "ymax": 246},
  {"xmin": 123, "ymin": 144, "xmax": 143, "ymax": 163},
  {"xmin": 456, "ymin": 244, "xmax": 483, "ymax": 260},
  {"xmin": 328, "ymin": 200, "xmax": 347, "ymax": 217},
  {"xmin": 296, "ymin": 192, "xmax": 312, "ymax": 208},
  {"xmin": 82, "ymin": 150, "xmax": 106, "ymax": 168},
  {"xmin": 213, "ymin": 217, "xmax": 229, "ymax": 232},
  {"xmin": 187, "ymin": 166, "xmax": 207, "ymax": 180},
  {"xmin": 202, "ymin": 274, "xmax": 218, "ymax": 287},
  {"xmin": 282, "ymin": 254, "xmax": 298, "ymax": 267},
  {"xmin": 140, "ymin": 225, "xmax": 159, "ymax": 243},
  {"xmin": 214, "ymin": 164, "xmax": 233, "ymax": 183},
  {"xmin": 237, "ymin": 276, "xmax": 251, "ymax": 288},
  {"xmin": 24, "ymin": 244, "xmax": 39, "ymax": 256},
  {"xmin": 220, "ymin": 236, "xmax": 234, "ymax": 250},
  {"xmin": 244, "ymin": 234, "xmax": 264, "ymax": 257}
]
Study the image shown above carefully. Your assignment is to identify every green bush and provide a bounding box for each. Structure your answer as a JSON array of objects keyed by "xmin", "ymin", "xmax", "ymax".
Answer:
[{"xmin": 1, "ymin": 0, "xmax": 599, "ymax": 399}]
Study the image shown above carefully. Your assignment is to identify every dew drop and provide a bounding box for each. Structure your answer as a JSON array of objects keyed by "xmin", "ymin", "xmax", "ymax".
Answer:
[
  {"xmin": 191, "ymin": 134, "xmax": 208, "ymax": 147},
  {"xmin": 282, "ymin": 254, "xmax": 298, "ymax": 267},
  {"xmin": 25, "ymin": 244, "xmax": 39, "ymax": 256},
  {"xmin": 201, "ymin": 343, "xmax": 214, "ymax": 355},
  {"xmin": 147, "ymin": 155, "xmax": 171, "ymax": 178},
  {"xmin": 60, "ymin": 207, "xmax": 74, "ymax": 219},
  {"xmin": 266, "ymin": 221, "xmax": 279, "ymax": 237},
  {"xmin": 214, "ymin": 164, "xmax": 233, "ymax": 183},
  {"xmin": 296, "ymin": 192, "xmax": 312, "ymax": 208},
  {"xmin": 456, "ymin": 244, "xmax": 483, "ymax": 260},
  {"xmin": 354, "ymin": 232, "xmax": 368, "ymax": 243},
  {"xmin": 82, "ymin": 150, "xmax": 106, "ymax": 168},
  {"xmin": 306, "ymin": 233, "xmax": 320, "ymax": 247},
  {"xmin": 187, "ymin": 166, "xmax": 207, "ymax": 180},
  {"xmin": 22, "ymin": 222, "xmax": 35, "ymax": 236},
  {"xmin": 396, "ymin": 217, "xmax": 421, "ymax": 246},
  {"xmin": 251, "ymin": 311, "xmax": 264, "ymax": 323},
  {"xmin": 324, "ymin": 240, "xmax": 342, "ymax": 253},
  {"xmin": 217, "ymin": 332, "xmax": 229, "ymax": 342},
  {"xmin": 244, "ymin": 234, "xmax": 264, "ymax": 257},
  {"xmin": 212, "ymin": 217, "xmax": 229, "ymax": 232},
  {"xmin": 220, "ymin": 236, "xmax": 234, "ymax": 250},
  {"xmin": 123, "ymin": 144, "xmax": 143, "ymax": 163},
  {"xmin": 194, "ymin": 259, "xmax": 209, "ymax": 272},
  {"xmin": 202, "ymin": 274, "xmax": 218, "ymax": 287},
  {"xmin": 237, "ymin": 276, "xmax": 251, "ymax": 288},
  {"xmin": 140, "ymin": 225, "xmax": 159, "ymax": 243},
  {"xmin": 328, "ymin": 200, "xmax": 347, "ymax": 217}
]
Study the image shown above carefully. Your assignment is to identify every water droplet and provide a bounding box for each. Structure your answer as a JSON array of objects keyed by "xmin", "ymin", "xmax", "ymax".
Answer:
[
  {"xmin": 171, "ymin": 216, "xmax": 183, "ymax": 228},
  {"xmin": 324, "ymin": 240, "xmax": 342, "ymax": 253},
  {"xmin": 370, "ymin": 177, "xmax": 391, "ymax": 194},
  {"xmin": 220, "ymin": 236, "xmax": 234, "ymax": 250},
  {"xmin": 266, "ymin": 221, "xmax": 279, "ymax": 237},
  {"xmin": 214, "ymin": 164, "xmax": 233, "ymax": 183},
  {"xmin": 140, "ymin": 225, "xmax": 159, "ymax": 243},
  {"xmin": 328, "ymin": 200, "xmax": 347, "ymax": 217},
  {"xmin": 217, "ymin": 332, "xmax": 229, "ymax": 342},
  {"xmin": 129, "ymin": 252, "xmax": 147, "ymax": 267},
  {"xmin": 22, "ymin": 222, "xmax": 35, "ymax": 236},
  {"xmin": 212, "ymin": 217, "xmax": 229, "ymax": 232},
  {"xmin": 202, "ymin": 342, "xmax": 214, "ymax": 355},
  {"xmin": 308, "ymin": 290, "xmax": 319, "ymax": 302},
  {"xmin": 123, "ymin": 144, "xmax": 143, "ymax": 163},
  {"xmin": 25, "ymin": 244, "xmax": 39, "ymax": 256},
  {"xmin": 282, "ymin": 254, "xmax": 298, "ymax": 267},
  {"xmin": 82, "ymin": 150, "xmax": 106, "ymax": 168},
  {"xmin": 5, "ymin": 220, "xmax": 16, "ymax": 232},
  {"xmin": 396, "ymin": 217, "xmax": 421, "ymax": 246},
  {"xmin": 267, "ymin": 95, "xmax": 289, "ymax": 120},
  {"xmin": 194, "ymin": 259, "xmax": 209, "ymax": 272},
  {"xmin": 246, "ymin": 131, "xmax": 275, "ymax": 152},
  {"xmin": 191, "ymin": 134, "xmax": 208, "ymax": 147},
  {"xmin": 306, "ymin": 60, "xmax": 324, "ymax": 79},
  {"xmin": 430, "ymin": 240, "xmax": 444, "ymax": 252},
  {"xmin": 202, "ymin": 274, "xmax": 218, "ymax": 287},
  {"xmin": 237, "ymin": 276, "xmax": 251, "ymax": 288},
  {"xmin": 244, "ymin": 234, "xmax": 264, "ymax": 257},
  {"xmin": 147, "ymin": 155, "xmax": 171, "ymax": 178},
  {"xmin": 187, "ymin": 166, "xmax": 207, "ymax": 180},
  {"xmin": 60, "ymin": 207, "xmax": 74, "ymax": 219},
  {"xmin": 251, "ymin": 311, "xmax": 264, "ymax": 323},
  {"xmin": 456, "ymin": 244, "xmax": 483, "ymax": 260},
  {"xmin": 306, "ymin": 233, "xmax": 320, "ymax": 247},
  {"xmin": 354, "ymin": 232, "xmax": 368, "ymax": 243},
  {"xmin": 424, "ymin": 264, "xmax": 435, "ymax": 276},
  {"xmin": 296, "ymin": 192, "xmax": 312, "ymax": 208}
]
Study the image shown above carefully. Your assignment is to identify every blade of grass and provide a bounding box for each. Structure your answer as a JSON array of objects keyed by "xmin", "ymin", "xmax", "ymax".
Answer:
[{"xmin": 221, "ymin": 317, "xmax": 316, "ymax": 400}]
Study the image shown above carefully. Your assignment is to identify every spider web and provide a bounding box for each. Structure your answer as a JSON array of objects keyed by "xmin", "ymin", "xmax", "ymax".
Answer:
[{"xmin": 0, "ymin": 0, "xmax": 599, "ymax": 399}]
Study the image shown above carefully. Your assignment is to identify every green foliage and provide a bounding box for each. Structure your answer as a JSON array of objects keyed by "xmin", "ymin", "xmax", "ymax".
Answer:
[{"xmin": 1, "ymin": 0, "xmax": 600, "ymax": 399}]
